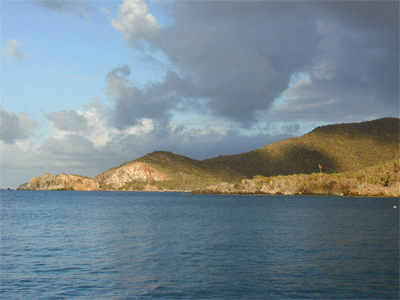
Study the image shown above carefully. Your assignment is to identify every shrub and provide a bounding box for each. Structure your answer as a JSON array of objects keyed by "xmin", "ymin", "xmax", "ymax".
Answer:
[{"xmin": 381, "ymin": 173, "xmax": 392, "ymax": 187}]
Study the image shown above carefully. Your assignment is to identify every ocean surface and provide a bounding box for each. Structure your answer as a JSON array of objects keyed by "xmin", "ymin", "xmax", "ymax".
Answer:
[{"xmin": 1, "ymin": 191, "xmax": 399, "ymax": 299}]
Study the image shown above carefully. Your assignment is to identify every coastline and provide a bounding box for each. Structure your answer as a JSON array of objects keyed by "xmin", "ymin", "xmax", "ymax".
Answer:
[
  {"xmin": 10, "ymin": 187, "xmax": 399, "ymax": 198},
  {"xmin": 15, "ymin": 159, "xmax": 400, "ymax": 198}
]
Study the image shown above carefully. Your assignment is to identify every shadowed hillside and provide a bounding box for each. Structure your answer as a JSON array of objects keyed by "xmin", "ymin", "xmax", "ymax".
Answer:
[{"xmin": 204, "ymin": 118, "xmax": 399, "ymax": 177}]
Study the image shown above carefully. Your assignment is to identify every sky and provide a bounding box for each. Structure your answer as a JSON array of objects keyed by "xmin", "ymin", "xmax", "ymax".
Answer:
[{"xmin": 1, "ymin": 0, "xmax": 399, "ymax": 189}]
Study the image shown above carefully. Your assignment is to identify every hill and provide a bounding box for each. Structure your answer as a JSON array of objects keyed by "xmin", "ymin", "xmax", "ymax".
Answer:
[
  {"xmin": 95, "ymin": 151, "xmax": 244, "ymax": 191},
  {"xmin": 21, "ymin": 174, "xmax": 99, "ymax": 191},
  {"xmin": 95, "ymin": 117, "xmax": 398, "ymax": 191},
  {"xmin": 204, "ymin": 118, "xmax": 399, "ymax": 178}
]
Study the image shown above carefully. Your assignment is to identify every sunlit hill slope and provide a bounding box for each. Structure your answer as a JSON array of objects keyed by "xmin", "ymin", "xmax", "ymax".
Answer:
[{"xmin": 205, "ymin": 118, "xmax": 399, "ymax": 178}]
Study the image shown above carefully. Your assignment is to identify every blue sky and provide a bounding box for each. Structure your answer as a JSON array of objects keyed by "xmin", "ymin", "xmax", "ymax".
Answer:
[
  {"xmin": 1, "ymin": 1, "xmax": 168, "ymax": 120},
  {"xmin": 1, "ymin": 0, "xmax": 399, "ymax": 188}
]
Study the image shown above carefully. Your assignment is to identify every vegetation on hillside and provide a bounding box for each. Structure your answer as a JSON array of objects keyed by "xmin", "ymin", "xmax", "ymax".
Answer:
[
  {"xmin": 204, "ymin": 118, "xmax": 399, "ymax": 178},
  {"xmin": 197, "ymin": 159, "xmax": 400, "ymax": 197},
  {"xmin": 135, "ymin": 151, "xmax": 245, "ymax": 191}
]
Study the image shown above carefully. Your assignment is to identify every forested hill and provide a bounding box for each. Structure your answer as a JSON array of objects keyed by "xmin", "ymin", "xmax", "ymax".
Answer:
[{"xmin": 203, "ymin": 118, "xmax": 399, "ymax": 178}]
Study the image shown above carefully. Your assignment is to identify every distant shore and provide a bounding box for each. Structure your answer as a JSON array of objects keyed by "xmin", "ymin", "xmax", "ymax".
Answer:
[{"xmin": 15, "ymin": 159, "xmax": 400, "ymax": 198}]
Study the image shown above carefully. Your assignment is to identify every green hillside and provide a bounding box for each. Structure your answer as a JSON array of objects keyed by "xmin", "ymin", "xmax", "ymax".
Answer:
[
  {"xmin": 135, "ymin": 151, "xmax": 244, "ymax": 190},
  {"xmin": 204, "ymin": 118, "xmax": 399, "ymax": 178}
]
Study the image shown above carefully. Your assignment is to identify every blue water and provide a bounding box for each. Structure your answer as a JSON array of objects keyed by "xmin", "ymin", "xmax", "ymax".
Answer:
[{"xmin": 1, "ymin": 191, "xmax": 399, "ymax": 299}]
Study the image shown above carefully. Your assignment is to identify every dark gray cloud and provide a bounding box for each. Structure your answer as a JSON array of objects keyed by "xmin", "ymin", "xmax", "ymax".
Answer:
[
  {"xmin": 106, "ymin": 65, "xmax": 199, "ymax": 129},
  {"xmin": 157, "ymin": 1, "xmax": 322, "ymax": 125},
  {"xmin": 316, "ymin": 1, "xmax": 399, "ymax": 30},
  {"xmin": 35, "ymin": 0, "xmax": 95, "ymax": 21},
  {"xmin": 309, "ymin": 1, "xmax": 399, "ymax": 110},
  {"xmin": 46, "ymin": 110, "xmax": 89, "ymax": 133},
  {"xmin": 0, "ymin": 108, "xmax": 40, "ymax": 144},
  {"xmin": 113, "ymin": 0, "xmax": 398, "ymax": 125}
]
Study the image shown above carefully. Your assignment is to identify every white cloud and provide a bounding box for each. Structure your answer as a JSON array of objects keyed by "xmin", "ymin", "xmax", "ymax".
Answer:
[
  {"xmin": 45, "ymin": 102, "xmax": 157, "ymax": 149},
  {"xmin": 15, "ymin": 140, "xmax": 38, "ymax": 153},
  {"xmin": 111, "ymin": 0, "xmax": 161, "ymax": 48},
  {"xmin": 3, "ymin": 39, "xmax": 28, "ymax": 63},
  {"xmin": 124, "ymin": 118, "xmax": 155, "ymax": 136},
  {"xmin": 46, "ymin": 103, "xmax": 110, "ymax": 147},
  {"xmin": 197, "ymin": 126, "xmax": 228, "ymax": 138},
  {"xmin": 80, "ymin": 103, "xmax": 112, "ymax": 147},
  {"xmin": 48, "ymin": 123, "xmax": 69, "ymax": 140}
]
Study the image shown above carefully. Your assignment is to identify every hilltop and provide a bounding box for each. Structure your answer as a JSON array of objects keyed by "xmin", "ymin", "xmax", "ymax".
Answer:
[
  {"xmin": 95, "ymin": 151, "xmax": 244, "ymax": 191},
  {"xmin": 205, "ymin": 118, "xmax": 399, "ymax": 177},
  {"xmin": 20, "ymin": 174, "xmax": 99, "ymax": 191},
  {"xmin": 19, "ymin": 117, "xmax": 399, "ymax": 195}
]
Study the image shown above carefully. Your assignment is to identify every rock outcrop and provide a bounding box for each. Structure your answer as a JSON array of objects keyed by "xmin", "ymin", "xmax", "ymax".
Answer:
[
  {"xmin": 95, "ymin": 162, "xmax": 167, "ymax": 189},
  {"xmin": 196, "ymin": 179, "xmax": 262, "ymax": 195},
  {"xmin": 17, "ymin": 182, "xmax": 29, "ymax": 190},
  {"xmin": 26, "ymin": 174, "xmax": 100, "ymax": 191},
  {"xmin": 197, "ymin": 178, "xmax": 400, "ymax": 197}
]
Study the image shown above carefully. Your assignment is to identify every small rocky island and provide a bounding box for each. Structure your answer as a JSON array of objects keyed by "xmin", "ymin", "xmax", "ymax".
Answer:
[{"xmin": 18, "ymin": 118, "xmax": 400, "ymax": 197}]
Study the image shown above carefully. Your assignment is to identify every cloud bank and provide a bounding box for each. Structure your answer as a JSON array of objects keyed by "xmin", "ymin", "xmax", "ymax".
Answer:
[{"xmin": 112, "ymin": 0, "xmax": 399, "ymax": 125}]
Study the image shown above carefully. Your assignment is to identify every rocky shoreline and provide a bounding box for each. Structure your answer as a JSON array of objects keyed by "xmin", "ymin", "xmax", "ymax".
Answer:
[
  {"xmin": 17, "ymin": 171, "xmax": 400, "ymax": 198},
  {"xmin": 193, "ymin": 178, "xmax": 400, "ymax": 197},
  {"xmin": 16, "ymin": 157, "xmax": 399, "ymax": 198},
  {"xmin": 193, "ymin": 164, "xmax": 400, "ymax": 198}
]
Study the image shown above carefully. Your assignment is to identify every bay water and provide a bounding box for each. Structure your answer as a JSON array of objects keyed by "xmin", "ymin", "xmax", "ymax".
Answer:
[{"xmin": 1, "ymin": 191, "xmax": 399, "ymax": 299}]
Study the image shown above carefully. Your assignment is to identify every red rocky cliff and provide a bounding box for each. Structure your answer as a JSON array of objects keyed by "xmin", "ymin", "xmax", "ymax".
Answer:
[{"xmin": 95, "ymin": 162, "xmax": 167, "ymax": 189}]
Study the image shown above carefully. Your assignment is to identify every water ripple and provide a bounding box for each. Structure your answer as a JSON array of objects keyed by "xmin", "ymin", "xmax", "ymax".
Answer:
[{"xmin": 1, "ymin": 191, "xmax": 399, "ymax": 299}]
